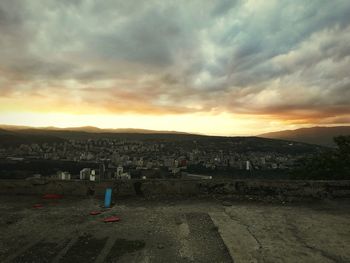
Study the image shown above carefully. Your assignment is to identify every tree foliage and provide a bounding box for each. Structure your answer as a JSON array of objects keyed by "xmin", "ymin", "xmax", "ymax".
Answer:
[{"xmin": 290, "ymin": 135, "xmax": 350, "ymax": 180}]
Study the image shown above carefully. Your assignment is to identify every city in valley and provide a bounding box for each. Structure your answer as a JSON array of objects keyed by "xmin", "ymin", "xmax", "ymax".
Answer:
[{"xmin": 0, "ymin": 127, "xmax": 324, "ymax": 181}]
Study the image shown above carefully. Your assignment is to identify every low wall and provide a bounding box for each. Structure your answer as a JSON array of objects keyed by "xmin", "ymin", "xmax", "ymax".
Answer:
[{"xmin": 0, "ymin": 179, "xmax": 350, "ymax": 200}]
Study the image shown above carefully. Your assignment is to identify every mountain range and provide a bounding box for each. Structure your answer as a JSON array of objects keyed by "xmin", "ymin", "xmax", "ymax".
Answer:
[
  {"xmin": 0, "ymin": 125, "xmax": 327, "ymax": 155},
  {"xmin": 1, "ymin": 124, "xmax": 349, "ymax": 147},
  {"xmin": 0, "ymin": 125, "xmax": 189, "ymax": 134},
  {"xmin": 259, "ymin": 126, "xmax": 350, "ymax": 147},
  {"xmin": 0, "ymin": 125, "xmax": 203, "ymax": 146}
]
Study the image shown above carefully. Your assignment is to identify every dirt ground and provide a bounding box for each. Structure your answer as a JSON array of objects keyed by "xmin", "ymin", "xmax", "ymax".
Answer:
[{"xmin": 0, "ymin": 195, "xmax": 349, "ymax": 263}]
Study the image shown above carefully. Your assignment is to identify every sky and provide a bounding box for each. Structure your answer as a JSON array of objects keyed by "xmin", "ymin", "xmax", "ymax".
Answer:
[{"xmin": 0, "ymin": 0, "xmax": 350, "ymax": 135}]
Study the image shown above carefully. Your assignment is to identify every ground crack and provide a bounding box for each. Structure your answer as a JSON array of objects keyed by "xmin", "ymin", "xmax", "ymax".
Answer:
[
  {"xmin": 224, "ymin": 210, "xmax": 263, "ymax": 251},
  {"xmin": 286, "ymin": 218, "xmax": 343, "ymax": 263}
]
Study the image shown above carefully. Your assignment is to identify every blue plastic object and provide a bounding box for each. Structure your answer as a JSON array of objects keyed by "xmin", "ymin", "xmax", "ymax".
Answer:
[{"xmin": 104, "ymin": 188, "xmax": 112, "ymax": 208}]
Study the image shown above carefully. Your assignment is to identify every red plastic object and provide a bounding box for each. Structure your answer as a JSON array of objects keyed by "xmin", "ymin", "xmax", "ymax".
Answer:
[
  {"xmin": 32, "ymin": 204, "xmax": 43, "ymax": 208},
  {"xmin": 103, "ymin": 216, "xmax": 120, "ymax": 223},
  {"xmin": 90, "ymin": 211, "xmax": 102, "ymax": 216},
  {"xmin": 42, "ymin": 194, "xmax": 63, "ymax": 199}
]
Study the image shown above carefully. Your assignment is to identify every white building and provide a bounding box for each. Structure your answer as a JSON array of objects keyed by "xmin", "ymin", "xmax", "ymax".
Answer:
[
  {"xmin": 80, "ymin": 168, "xmax": 98, "ymax": 181},
  {"xmin": 113, "ymin": 166, "xmax": 130, "ymax": 179},
  {"xmin": 90, "ymin": 169, "xmax": 96, "ymax": 181},
  {"xmin": 116, "ymin": 166, "xmax": 123, "ymax": 176},
  {"xmin": 57, "ymin": 171, "xmax": 71, "ymax": 180},
  {"xmin": 246, "ymin": 161, "xmax": 251, "ymax": 171},
  {"xmin": 184, "ymin": 173, "xmax": 212, "ymax": 180},
  {"xmin": 80, "ymin": 168, "xmax": 91, "ymax": 180}
]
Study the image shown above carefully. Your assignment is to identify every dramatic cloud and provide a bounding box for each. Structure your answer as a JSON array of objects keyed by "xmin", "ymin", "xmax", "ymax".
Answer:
[{"xmin": 0, "ymin": 0, "xmax": 350, "ymax": 132}]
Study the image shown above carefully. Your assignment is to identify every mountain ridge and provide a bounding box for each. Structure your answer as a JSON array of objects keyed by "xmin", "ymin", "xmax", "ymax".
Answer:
[
  {"xmin": 0, "ymin": 126, "xmax": 326, "ymax": 155},
  {"xmin": 0, "ymin": 124, "xmax": 191, "ymax": 135},
  {"xmin": 2, "ymin": 124, "xmax": 349, "ymax": 147},
  {"xmin": 259, "ymin": 126, "xmax": 350, "ymax": 147}
]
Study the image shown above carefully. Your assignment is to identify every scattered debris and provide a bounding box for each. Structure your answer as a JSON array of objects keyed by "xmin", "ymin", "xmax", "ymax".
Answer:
[
  {"xmin": 89, "ymin": 211, "xmax": 102, "ymax": 216},
  {"xmin": 103, "ymin": 216, "xmax": 120, "ymax": 223}
]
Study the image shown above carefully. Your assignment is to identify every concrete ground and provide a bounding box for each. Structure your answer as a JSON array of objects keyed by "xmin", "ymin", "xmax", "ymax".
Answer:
[{"xmin": 0, "ymin": 196, "xmax": 349, "ymax": 263}]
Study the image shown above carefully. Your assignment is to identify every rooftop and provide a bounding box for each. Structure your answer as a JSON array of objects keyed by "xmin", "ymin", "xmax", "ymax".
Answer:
[{"xmin": 1, "ymin": 196, "xmax": 349, "ymax": 262}]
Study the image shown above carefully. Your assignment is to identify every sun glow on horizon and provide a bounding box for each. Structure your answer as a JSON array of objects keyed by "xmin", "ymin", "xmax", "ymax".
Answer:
[
  {"xmin": 0, "ymin": 1, "xmax": 349, "ymax": 133},
  {"xmin": 0, "ymin": 111, "xmax": 301, "ymax": 136}
]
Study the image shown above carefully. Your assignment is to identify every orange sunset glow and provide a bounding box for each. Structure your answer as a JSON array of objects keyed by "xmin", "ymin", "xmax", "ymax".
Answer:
[{"xmin": 0, "ymin": 0, "xmax": 349, "ymax": 134}]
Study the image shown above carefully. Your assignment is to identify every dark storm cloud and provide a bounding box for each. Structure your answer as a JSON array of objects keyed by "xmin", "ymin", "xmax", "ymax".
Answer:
[{"xmin": 0, "ymin": 0, "xmax": 350, "ymax": 123}]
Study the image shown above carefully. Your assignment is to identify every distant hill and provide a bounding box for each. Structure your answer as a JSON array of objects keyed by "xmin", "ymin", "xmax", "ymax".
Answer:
[
  {"xmin": 0, "ymin": 124, "xmax": 190, "ymax": 135},
  {"xmin": 16, "ymin": 129, "xmax": 206, "ymax": 141},
  {"xmin": 0, "ymin": 125, "xmax": 328, "ymax": 155},
  {"xmin": 0, "ymin": 125, "xmax": 206, "ymax": 144},
  {"xmin": 0, "ymin": 128, "xmax": 65, "ymax": 147},
  {"xmin": 259, "ymin": 126, "xmax": 350, "ymax": 147}
]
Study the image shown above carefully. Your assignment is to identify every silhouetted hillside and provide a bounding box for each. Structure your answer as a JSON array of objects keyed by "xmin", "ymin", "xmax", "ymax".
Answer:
[
  {"xmin": 259, "ymin": 126, "xmax": 350, "ymax": 147},
  {"xmin": 15, "ymin": 129, "xmax": 206, "ymax": 141},
  {"xmin": 0, "ymin": 129, "xmax": 65, "ymax": 147},
  {"xmin": 0, "ymin": 127, "xmax": 326, "ymax": 154},
  {"xmin": 0, "ymin": 124, "xmax": 190, "ymax": 135}
]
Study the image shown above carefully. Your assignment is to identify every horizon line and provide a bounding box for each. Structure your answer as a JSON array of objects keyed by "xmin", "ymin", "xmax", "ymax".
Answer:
[{"xmin": 1, "ymin": 123, "xmax": 349, "ymax": 137}]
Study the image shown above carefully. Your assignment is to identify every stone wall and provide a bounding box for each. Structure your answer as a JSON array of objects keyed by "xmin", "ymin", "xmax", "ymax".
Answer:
[{"xmin": 0, "ymin": 179, "xmax": 350, "ymax": 199}]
